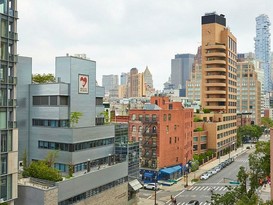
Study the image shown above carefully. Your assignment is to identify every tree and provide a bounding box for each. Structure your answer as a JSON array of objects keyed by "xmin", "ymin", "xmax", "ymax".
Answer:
[
  {"xmin": 70, "ymin": 112, "xmax": 83, "ymax": 127},
  {"xmin": 261, "ymin": 117, "xmax": 273, "ymax": 128},
  {"xmin": 44, "ymin": 150, "xmax": 59, "ymax": 167},
  {"xmin": 237, "ymin": 125, "xmax": 263, "ymax": 146},
  {"xmin": 23, "ymin": 161, "xmax": 62, "ymax": 182},
  {"xmin": 32, "ymin": 73, "xmax": 55, "ymax": 84}
]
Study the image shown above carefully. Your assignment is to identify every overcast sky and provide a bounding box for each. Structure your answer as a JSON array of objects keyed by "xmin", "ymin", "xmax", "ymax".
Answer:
[{"xmin": 18, "ymin": 0, "xmax": 273, "ymax": 90}]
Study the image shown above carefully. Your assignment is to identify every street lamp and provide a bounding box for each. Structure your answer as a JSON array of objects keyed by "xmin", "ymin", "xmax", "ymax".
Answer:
[{"xmin": 185, "ymin": 164, "xmax": 189, "ymax": 187}]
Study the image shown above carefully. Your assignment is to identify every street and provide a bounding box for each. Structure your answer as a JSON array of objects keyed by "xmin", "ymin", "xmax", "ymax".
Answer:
[{"xmin": 139, "ymin": 149, "xmax": 252, "ymax": 205}]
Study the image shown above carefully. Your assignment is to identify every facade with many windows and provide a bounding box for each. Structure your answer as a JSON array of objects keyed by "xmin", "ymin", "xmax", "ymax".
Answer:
[
  {"xmin": 16, "ymin": 55, "xmax": 128, "ymax": 205},
  {"xmin": 0, "ymin": 0, "xmax": 18, "ymax": 204}
]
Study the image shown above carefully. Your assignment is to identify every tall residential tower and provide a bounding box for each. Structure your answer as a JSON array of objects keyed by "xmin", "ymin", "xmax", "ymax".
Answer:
[
  {"xmin": 195, "ymin": 13, "xmax": 237, "ymax": 156},
  {"xmin": 255, "ymin": 14, "xmax": 271, "ymax": 92},
  {"xmin": 0, "ymin": 0, "xmax": 18, "ymax": 204}
]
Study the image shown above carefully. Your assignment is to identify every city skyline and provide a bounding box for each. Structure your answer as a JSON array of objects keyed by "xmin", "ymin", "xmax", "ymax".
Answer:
[{"xmin": 18, "ymin": 0, "xmax": 273, "ymax": 90}]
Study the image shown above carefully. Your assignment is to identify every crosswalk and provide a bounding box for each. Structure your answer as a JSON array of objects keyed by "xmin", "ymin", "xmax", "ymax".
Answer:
[
  {"xmin": 187, "ymin": 185, "xmax": 228, "ymax": 192},
  {"xmin": 166, "ymin": 201, "xmax": 211, "ymax": 205}
]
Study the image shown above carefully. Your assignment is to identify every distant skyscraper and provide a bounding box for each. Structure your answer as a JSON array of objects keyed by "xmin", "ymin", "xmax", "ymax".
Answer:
[
  {"xmin": 120, "ymin": 72, "xmax": 128, "ymax": 85},
  {"xmin": 102, "ymin": 74, "xmax": 119, "ymax": 94},
  {"xmin": 255, "ymin": 14, "xmax": 271, "ymax": 92},
  {"xmin": 143, "ymin": 66, "xmax": 153, "ymax": 89},
  {"xmin": 186, "ymin": 46, "xmax": 202, "ymax": 102},
  {"xmin": 171, "ymin": 54, "xmax": 195, "ymax": 96}
]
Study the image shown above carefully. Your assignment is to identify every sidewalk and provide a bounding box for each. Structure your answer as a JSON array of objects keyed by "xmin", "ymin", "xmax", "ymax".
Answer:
[{"xmin": 138, "ymin": 145, "xmax": 257, "ymax": 204}]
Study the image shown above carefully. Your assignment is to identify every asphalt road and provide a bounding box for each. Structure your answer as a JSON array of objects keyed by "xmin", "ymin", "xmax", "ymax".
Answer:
[{"xmin": 139, "ymin": 150, "xmax": 252, "ymax": 205}]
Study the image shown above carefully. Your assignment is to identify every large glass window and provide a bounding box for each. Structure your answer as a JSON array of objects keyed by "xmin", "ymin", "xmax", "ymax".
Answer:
[
  {"xmin": 1, "ymin": 154, "xmax": 7, "ymax": 174},
  {"xmin": 60, "ymin": 96, "xmax": 69, "ymax": 105},
  {"xmin": 50, "ymin": 96, "xmax": 57, "ymax": 105}
]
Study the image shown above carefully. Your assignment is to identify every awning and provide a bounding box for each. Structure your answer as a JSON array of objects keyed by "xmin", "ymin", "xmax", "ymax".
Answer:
[
  {"xmin": 144, "ymin": 172, "xmax": 154, "ymax": 178},
  {"xmin": 160, "ymin": 165, "xmax": 181, "ymax": 175},
  {"xmin": 129, "ymin": 179, "xmax": 143, "ymax": 191}
]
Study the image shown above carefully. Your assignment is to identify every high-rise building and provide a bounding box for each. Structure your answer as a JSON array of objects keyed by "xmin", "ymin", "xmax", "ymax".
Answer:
[
  {"xmin": 171, "ymin": 53, "xmax": 195, "ymax": 95},
  {"xmin": 186, "ymin": 46, "xmax": 202, "ymax": 102},
  {"xmin": 120, "ymin": 72, "xmax": 128, "ymax": 85},
  {"xmin": 255, "ymin": 14, "xmax": 271, "ymax": 92},
  {"xmin": 0, "ymin": 0, "xmax": 18, "ymax": 203},
  {"xmin": 143, "ymin": 66, "xmax": 153, "ymax": 89},
  {"xmin": 195, "ymin": 12, "xmax": 237, "ymax": 156},
  {"xmin": 102, "ymin": 74, "xmax": 119, "ymax": 95},
  {"xmin": 237, "ymin": 61, "xmax": 261, "ymax": 125},
  {"xmin": 128, "ymin": 68, "xmax": 145, "ymax": 98}
]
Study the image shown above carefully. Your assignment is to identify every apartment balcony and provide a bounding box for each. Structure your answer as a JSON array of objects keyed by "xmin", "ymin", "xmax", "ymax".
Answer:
[
  {"xmin": 205, "ymin": 60, "xmax": 226, "ymax": 65},
  {"xmin": 205, "ymin": 75, "xmax": 226, "ymax": 80},
  {"xmin": 205, "ymin": 98, "xmax": 226, "ymax": 102},
  {"xmin": 9, "ymin": 54, "xmax": 18, "ymax": 62},
  {"xmin": 205, "ymin": 52, "xmax": 226, "ymax": 58},
  {"xmin": 205, "ymin": 44, "xmax": 226, "ymax": 50},
  {"xmin": 205, "ymin": 83, "xmax": 226, "ymax": 87},
  {"xmin": 205, "ymin": 90, "xmax": 226, "ymax": 94},
  {"xmin": 142, "ymin": 132, "xmax": 157, "ymax": 137},
  {"xmin": 205, "ymin": 106, "xmax": 226, "ymax": 110},
  {"xmin": 8, "ymin": 121, "xmax": 17, "ymax": 129},
  {"xmin": 8, "ymin": 31, "xmax": 18, "ymax": 41},
  {"xmin": 7, "ymin": 76, "xmax": 17, "ymax": 85},
  {"xmin": 205, "ymin": 67, "xmax": 226, "ymax": 72},
  {"xmin": 9, "ymin": 9, "xmax": 18, "ymax": 18}
]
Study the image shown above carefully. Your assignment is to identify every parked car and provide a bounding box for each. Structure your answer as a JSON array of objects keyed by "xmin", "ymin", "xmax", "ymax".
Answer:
[
  {"xmin": 143, "ymin": 183, "xmax": 159, "ymax": 190},
  {"xmin": 188, "ymin": 200, "xmax": 200, "ymax": 205},
  {"xmin": 200, "ymin": 173, "xmax": 210, "ymax": 180},
  {"xmin": 214, "ymin": 166, "xmax": 221, "ymax": 172},
  {"xmin": 210, "ymin": 169, "xmax": 217, "ymax": 175}
]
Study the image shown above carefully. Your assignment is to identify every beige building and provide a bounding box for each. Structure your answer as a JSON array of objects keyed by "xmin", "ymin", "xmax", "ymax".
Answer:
[
  {"xmin": 237, "ymin": 61, "xmax": 261, "ymax": 125},
  {"xmin": 195, "ymin": 13, "xmax": 237, "ymax": 157},
  {"xmin": 127, "ymin": 68, "xmax": 146, "ymax": 98},
  {"xmin": 186, "ymin": 46, "xmax": 202, "ymax": 102}
]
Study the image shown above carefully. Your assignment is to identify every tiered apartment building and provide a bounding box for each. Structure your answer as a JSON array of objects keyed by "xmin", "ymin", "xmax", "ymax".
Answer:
[{"xmin": 194, "ymin": 13, "xmax": 237, "ymax": 157}]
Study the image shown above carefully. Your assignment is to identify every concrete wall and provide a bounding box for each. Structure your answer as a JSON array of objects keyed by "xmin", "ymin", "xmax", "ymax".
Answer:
[
  {"xmin": 17, "ymin": 56, "xmax": 32, "ymax": 160},
  {"xmin": 57, "ymin": 161, "xmax": 128, "ymax": 202},
  {"xmin": 55, "ymin": 56, "xmax": 96, "ymax": 127},
  {"xmin": 29, "ymin": 125, "xmax": 115, "ymax": 164},
  {"xmin": 15, "ymin": 185, "xmax": 58, "ymax": 205}
]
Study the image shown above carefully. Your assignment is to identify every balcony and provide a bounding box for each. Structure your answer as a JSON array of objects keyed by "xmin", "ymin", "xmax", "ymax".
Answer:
[
  {"xmin": 142, "ymin": 119, "xmax": 158, "ymax": 124},
  {"xmin": 205, "ymin": 52, "xmax": 226, "ymax": 58},
  {"xmin": 205, "ymin": 67, "xmax": 226, "ymax": 72},
  {"xmin": 9, "ymin": 54, "xmax": 18, "ymax": 62},
  {"xmin": 9, "ymin": 9, "xmax": 18, "ymax": 18},
  {"xmin": 206, "ymin": 44, "xmax": 226, "ymax": 50},
  {"xmin": 8, "ymin": 121, "xmax": 17, "ymax": 129},
  {"xmin": 8, "ymin": 76, "xmax": 17, "ymax": 85},
  {"xmin": 205, "ymin": 90, "xmax": 226, "ymax": 94},
  {"xmin": 8, "ymin": 32, "xmax": 18, "ymax": 41},
  {"xmin": 205, "ymin": 75, "xmax": 226, "ymax": 80},
  {"xmin": 205, "ymin": 60, "xmax": 226, "ymax": 65},
  {"xmin": 205, "ymin": 83, "xmax": 226, "ymax": 87},
  {"xmin": 205, "ymin": 98, "xmax": 226, "ymax": 102},
  {"xmin": 142, "ymin": 132, "xmax": 157, "ymax": 136},
  {"xmin": 205, "ymin": 106, "xmax": 226, "ymax": 110}
]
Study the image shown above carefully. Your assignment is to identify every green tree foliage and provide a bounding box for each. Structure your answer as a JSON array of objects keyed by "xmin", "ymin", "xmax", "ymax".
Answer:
[
  {"xmin": 261, "ymin": 117, "xmax": 273, "ymax": 128},
  {"xmin": 194, "ymin": 127, "xmax": 204, "ymax": 132},
  {"xmin": 237, "ymin": 125, "xmax": 263, "ymax": 146},
  {"xmin": 70, "ymin": 112, "xmax": 83, "ymax": 127},
  {"xmin": 193, "ymin": 117, "xmax": 203, "ymax": 122},
  {"xmin": 44, "ymin": 150, "xmax": 59, "ymax": 167},
  {"xmin": 32, "ymin": 73, "xmax": 55, "ymax": 84},
  {"xmin": 23, "ymin": 161, "xmax": 62, "ymax": 182}
]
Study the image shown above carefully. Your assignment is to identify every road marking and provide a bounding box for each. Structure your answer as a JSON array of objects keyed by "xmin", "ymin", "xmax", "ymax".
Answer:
[{"xmin": 146, "ymin": 190, "xmax": 162, "ymax": 199}]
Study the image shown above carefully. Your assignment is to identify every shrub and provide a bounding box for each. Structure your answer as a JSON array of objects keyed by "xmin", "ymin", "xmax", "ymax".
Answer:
[{"xmin": 194, "ymin": 127, "xmax": 203, "ymax": 132}]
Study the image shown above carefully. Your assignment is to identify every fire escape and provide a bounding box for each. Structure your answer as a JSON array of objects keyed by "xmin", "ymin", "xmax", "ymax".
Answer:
[{"xmin": 141, "ymin": 115, "xmax": 158, "ymax": 170}]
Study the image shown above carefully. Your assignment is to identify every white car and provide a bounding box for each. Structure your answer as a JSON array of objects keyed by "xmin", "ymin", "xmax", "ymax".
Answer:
[
  {"xmin": 210, "ymin": 169, "xmax": 217, "ymax": 175},
  {"xmin": 143, "ymin": 183, "xmax": 159, "ymax": 190},
  {"xmin": 200, "ymin": 173, "xmax": 210, "ymax": 180}
]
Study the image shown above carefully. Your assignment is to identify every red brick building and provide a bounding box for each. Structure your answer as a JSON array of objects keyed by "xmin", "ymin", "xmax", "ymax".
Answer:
[{"xmin": 129, "ymin": 96, "xmax": 193, "ymax": 181}]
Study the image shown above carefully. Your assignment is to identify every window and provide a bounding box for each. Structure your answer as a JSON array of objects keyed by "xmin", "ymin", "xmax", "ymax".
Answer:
[
  {"xmin": 152, "ymin": 114, "xmax": 157, "ymax": 121},
  {"xmin": 169, "ymin": 137, "xmax": 172, "ymax": 144},
  {"xmin": 168, "ymin": 114, "xmax": 171, "ymax": 121},
  {"xmin": 193, "ymin": 145, "xmax": 198, "ymax": 151},
  {"xmin": 166, "ymin": 126, "xmax": 169, "ymax": 134},
  {"xmin": 145, "ymin": 115, "xmax": 149, "ymax": 122},
  {"xmin": 201, "ymin": 144, "xmax": 207, "ymax": 150},
  {"xmin": 193, "ymin": 137, "xmax": 198, "ymax": 142},
  {"xmin": 96, "ymin": 97, "xmax": 103, "ymax": 105},
  {"xmin": 138, "ymin": 115, "xmax": 143, "ymax": 121},
  {"xmin": 131, "ymin": 114, "xmax": 136, "ymax": 121},
  {"xmin": 132, "ymin": 125, "xmax": 136, "ymax": 132},
  {"xmin": 175, "ymin": 137, "xmax": 177, "ymax": 143},
  {"xmin": 163, "ymin": 114, "xmax": 167, "ymax": 121},
  {"xmin": 60, "ymin": 96, "xmax": 69, "ymax": 105},
  {"xmin": 169, "ymin": 104, "xmax": 173, "ymax": 110},
  {"xmin": 50, "ymin": 96, "xmax": 57, "ymax": 105},
  {"xmin": 201, "ymin": 136, "xmax": 207, "ymax": 141}
]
